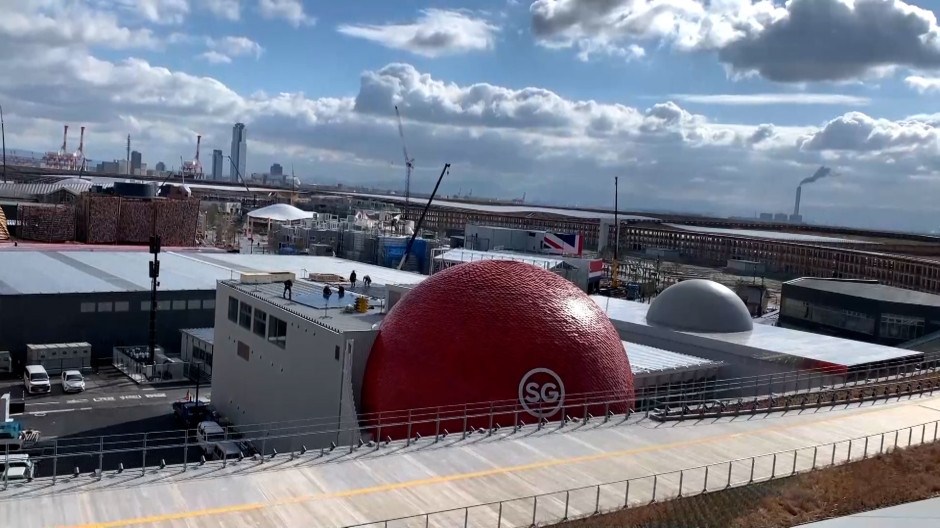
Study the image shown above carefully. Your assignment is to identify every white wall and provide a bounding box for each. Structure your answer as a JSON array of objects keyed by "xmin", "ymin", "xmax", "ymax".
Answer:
[{"xmin": 211, "ymin": 283, "xmax": 374, "ymax": 451}]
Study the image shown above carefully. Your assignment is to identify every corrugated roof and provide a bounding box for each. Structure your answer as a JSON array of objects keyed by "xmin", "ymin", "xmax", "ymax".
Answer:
[
  {"xmin": 664, "ymin": 223, "xmax": 877, "ymax": 244},
  {"xmin": 592, "ymin": 295, "xmax": 920, "ymax": 368},
  {"xmin": 342, "ymin": 192, "xmax": 658, "ymax": 221},
  {"xmin": 181, "ymin": 328, "xmax": 215, "ymax": 345},
  {"xmin": 0, "ymin": 251, "xmax": 427, "ymax": 295},
  {"xmin": 436, "ymin": 248, "xmax": 566, "ymax": 269},
  {"xmin": 786, "ymin": 277, "xmax": 940, "ymax": 307},
  {"xmin": 626, "ymin": 341, "xmax": 721, "ymax": 375},
  {"xmin": 0, "ymin": 181, "xmax": 94, "ymax": 200}
]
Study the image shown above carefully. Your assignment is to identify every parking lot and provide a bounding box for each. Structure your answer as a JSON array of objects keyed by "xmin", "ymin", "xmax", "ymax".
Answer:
[{"xmin": 2, "ymin": 367, "xmax": 210, "ymax": 478}]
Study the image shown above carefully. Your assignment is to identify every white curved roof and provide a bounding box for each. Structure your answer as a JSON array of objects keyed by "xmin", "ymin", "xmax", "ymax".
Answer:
[
  {"xmin": 646, "ymin": 279, "xmax": 754, "ymax": 333},
  {"xmin": 247, "ymin": 203, "xmax": 313, "ymax": 222}
]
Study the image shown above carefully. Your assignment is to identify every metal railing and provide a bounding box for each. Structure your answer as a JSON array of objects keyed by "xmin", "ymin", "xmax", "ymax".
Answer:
[
  {"xmin": 2, "ymin": 357, "xmax": 933, "ymax": 488},
  {"xmin": 4, "ymin": 363, "xmax": 938, "ymax": 490},
  {"xmin": 341, "ymin": 417, "xmax": 940, "ymax": 528}
]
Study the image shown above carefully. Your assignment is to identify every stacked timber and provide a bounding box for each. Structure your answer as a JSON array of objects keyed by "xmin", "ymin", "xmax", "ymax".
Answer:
[
  {"xmin": 79, "ymin": 194, "xmax": 200, "ymax": 246},
  {"xmin": 0, "ymin": 207, "xmax": 8, "ymax": 240},
  {"xmin": 18, "ymin": 204, "xmax": 76, "ymax": 242}
]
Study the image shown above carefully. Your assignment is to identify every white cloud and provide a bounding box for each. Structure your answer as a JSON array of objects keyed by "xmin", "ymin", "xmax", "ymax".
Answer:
[
  {"xmin": 121, "ymin": 0, "xmax": 191, "ymax": 25},
  {"xmin": 337, "ymin": 9, "xmax": 499, "ymax": 58},
  {"xmin": 2, "ymin": 1, "xmax": 940, "ymax": 229},
  {"xmin": 257, "ymin": 0, "xmax": 315, "ymax": 27},
  {"xmin": 198, "ymin": 51, "xmax": 233, "ymax": 64},
  {"xmin": 671, "ymin": 93, "xmax": 872, "ymax": 106},
  {"xmin": 203, "ymin": 0, "xmax": 241, "ymax": 21},
  {"xmin": 0, "ymin": 1, "xmax": 159, "ymax": 50},
  {"xmin": 530, "ymin": 0, "xmax": 940, "ymax": 83},
  {"xmin": 905, "ymin": 75, "xmax": 940, "ymax": 94}
]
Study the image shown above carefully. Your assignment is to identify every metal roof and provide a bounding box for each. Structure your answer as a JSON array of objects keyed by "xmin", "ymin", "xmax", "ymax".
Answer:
[
  {"xmin": 663, "ymin": 223, "xmax": 877, "ymax": 244},
  {"xmin": 626, "ymin": 341, "xmax": 721, "ymax": 375},
  {"xmin": 786, "ymin": 277, "xmax": 940, "ymax": 307},
  {"xmin": 436, "ymin": 248, "xmax": 566, "ymax": 270},
  {"xmin": 181, "ymin": 328, "xmax": 215, "ymax": 345},
  {"xmin": 592, "ymin": 295, "xmax": 921, "ymax": 368},
  {"xmin": 343, "ymin": 192, "xmax": 658, "ymax": 221},
  {"xmin": 0, "ymin": 250, "xmax": 427, "ymax": 295},
  {"xmin": 0, "ymin": 181, "xmax": 94, "ymax": 200}
]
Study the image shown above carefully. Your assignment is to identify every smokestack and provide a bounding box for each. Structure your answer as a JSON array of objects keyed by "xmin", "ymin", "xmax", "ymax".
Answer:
[
  {"xmin": 61, "ymin": 125, "xmax": 69, "ymax": 154},
  {"xmin": 794, "ymin": 185, "xmax": 802, "ymax": 216},
  {"xmin": 78, "ymin": 126, "xmax": 85, "ymax": 155}
]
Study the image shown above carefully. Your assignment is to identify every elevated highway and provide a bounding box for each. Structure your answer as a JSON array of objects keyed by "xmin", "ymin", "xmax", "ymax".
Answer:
[{"xmin": 3, "ymin": 394, "xmax": 940, "ymax": 528}]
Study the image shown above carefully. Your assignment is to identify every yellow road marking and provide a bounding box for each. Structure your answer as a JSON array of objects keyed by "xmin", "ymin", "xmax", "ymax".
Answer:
[{"xmin": 63, "ymin": 401, "xmax": 931, "ymax": 528}]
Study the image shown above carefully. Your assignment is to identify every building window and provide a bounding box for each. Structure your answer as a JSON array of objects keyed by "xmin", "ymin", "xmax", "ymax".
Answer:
[
  {"xmin": 173, "ymin": 300, "xmax": 187, "ymax": 310},
  {"xmin": 81, "ymin": 302, "xmax": 96, "ymax": 313},
  {"xmin": 187, "ymin": 299, "xmax": 201, "ymax": 310},
  {"xmin": 114, "ymin": 301, "xmax": 129, "ymax": 312},
  {"xmin": 268, "ymin": 316, "xmax": 287, "ymax": 348},
  {"xmin": 97, "ymin": 302, "xmax": 113, "ymax": 312},
  {"xmin": 238, "ymin": 301, "xmax": 252, "ymax": 329},
  {"xmin": 157, "ymin": 300, "xmax": 172, "ymax": 311},
  {"xmin": 203, "ymin": 299, "xmax": 216, "ymax": 310},
  {"xmin": 228, "ymin": 297, "xmax": 238, "ymax": 322},
  {"xmin": 253, "ymin": 309, "xmax": 267, "ymax": 337},
  {"xmin": 880, "ymin": 314, "xmax": 925, "ymax": 340},
  {"xmin": 236, "ymin": 341, "xmax": 250, "ymax": 362},
  {"xmin": 141, "ymin": 301, "xmax": 151, "ymax": 311}
]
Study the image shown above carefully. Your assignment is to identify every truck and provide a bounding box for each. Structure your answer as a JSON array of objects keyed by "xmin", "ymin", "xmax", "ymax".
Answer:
[
  {"xmin": 195, "ymin": 421, "xmax": 244, "ymax": 461},
  {"xmin": 0, "ymin": 421, "xmax": 40, "ymax": 452}
]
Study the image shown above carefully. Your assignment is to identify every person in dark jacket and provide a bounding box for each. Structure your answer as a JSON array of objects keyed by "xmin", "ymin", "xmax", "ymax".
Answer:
[{"xmin": 349, "ymin": 270, "xmax": 357, "ymax": 288}]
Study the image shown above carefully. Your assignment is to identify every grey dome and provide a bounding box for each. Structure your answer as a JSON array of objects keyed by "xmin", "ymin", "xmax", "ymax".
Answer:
[{"xmin": 646, "ymin": 279, "xmax": 753, "ymax": 333}]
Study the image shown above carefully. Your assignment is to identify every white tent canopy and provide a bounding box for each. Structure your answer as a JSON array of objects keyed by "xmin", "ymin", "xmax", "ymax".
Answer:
[{"xmin": 246, "ymin": 203, "xmax": 313, "ymax": 222}]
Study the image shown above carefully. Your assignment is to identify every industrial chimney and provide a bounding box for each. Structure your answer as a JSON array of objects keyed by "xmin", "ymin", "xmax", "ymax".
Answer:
[{"xmin": 793, "ymin": 185, "xmax": 801, "ymax": 216}]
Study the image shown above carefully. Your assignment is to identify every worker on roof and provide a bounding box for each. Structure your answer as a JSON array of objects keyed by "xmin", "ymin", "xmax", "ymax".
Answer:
[{"xmin": 349, "ymin": 270, "xmax": 357, "ymax": 288}]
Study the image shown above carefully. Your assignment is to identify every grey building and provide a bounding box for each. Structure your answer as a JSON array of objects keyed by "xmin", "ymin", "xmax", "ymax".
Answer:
[
  {"xmin": 211, "ymin": 149, "xmax": 223, "ymax": 180},
  {"xmin": 230, "ymin": 123, "xmax": 247, "ymax": 182},
  {"xmin": 131, "ymin": 151, "xmax": 142, "ymax": 175},
  {"xmin": 155, "ymin": 161, "xmax": 166, "ymax": 172},
  {"xmin": 780, "ymin": 278, "xmax": 940, "ymax": 345},
  {"xmin": 270, "ymin": 163, "xmax": 283, "ymax": 176},
  {"xmin": 211, "ymin": 275, "xmax": 394, "ymax": 451}
]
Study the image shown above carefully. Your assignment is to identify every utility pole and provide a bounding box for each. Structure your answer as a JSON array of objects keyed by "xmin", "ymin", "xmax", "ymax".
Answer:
[
  {"xmin": 126, "ymin": 135, "xmax": 131, "ymax": 176},
  {"xmin": 0, "ymin": 104, "xmax": 6, "ymax": 183},
  {"xmin": 148, "ymin": 214, "xmax": 161, "ymax": 366},
  {"xmin": 611, "ymin": 177, "xmax": 621, "ymax": 289}
]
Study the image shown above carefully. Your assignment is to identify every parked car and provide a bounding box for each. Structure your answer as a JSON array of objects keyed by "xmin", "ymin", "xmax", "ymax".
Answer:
[
  {"xmin": 61, "ymin": 370, "xmax": 86, "ymax": 393},
  {"xmin": 0, "ymin": 454, "xmax": 34, "ymax": 481},
  {"xmin": 23, "ymin": 365, "xmax": 51, "ymax": 395},
  {"xmin": 172, "ymin": 400, "xmax": 218, "ymax": 429},
  {"xmin": 196, "ymin": 421, "xmax": 243, "ymax": 460}
]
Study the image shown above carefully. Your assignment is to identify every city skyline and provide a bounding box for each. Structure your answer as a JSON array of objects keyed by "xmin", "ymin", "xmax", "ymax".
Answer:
[{"xmin": 3, "ymin": 1, "xmax": 940, "ymax": 231}]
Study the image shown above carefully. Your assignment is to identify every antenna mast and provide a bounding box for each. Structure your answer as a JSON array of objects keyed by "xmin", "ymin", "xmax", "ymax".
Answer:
[
  {"xmin": 126, "ymin": 134, "xmax": 131, "ymax": 176},
  {"xmin": 394, "ymin": 105, "xmax": 414, "ymax": 205}
]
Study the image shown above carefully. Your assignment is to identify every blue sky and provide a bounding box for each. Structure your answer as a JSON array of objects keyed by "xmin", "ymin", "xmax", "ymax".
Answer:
[{"xmin": 4, "ymin": 0, "xmax": 940, "ymax": 231}]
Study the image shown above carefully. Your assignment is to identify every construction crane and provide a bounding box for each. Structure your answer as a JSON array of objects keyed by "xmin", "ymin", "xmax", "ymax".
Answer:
[
  {"xmin": 398, "ymin": 163, "xmax": 450, "ymax": 270},
  {"xmin": 394, "ymin": 105, "xmax": 414, "ymax": 204}
]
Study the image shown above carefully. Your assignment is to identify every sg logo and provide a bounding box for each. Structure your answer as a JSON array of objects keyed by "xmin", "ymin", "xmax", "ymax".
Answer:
[{"xmin": 518, "ymin": 368, "xmax": 565, "ymax": 418}]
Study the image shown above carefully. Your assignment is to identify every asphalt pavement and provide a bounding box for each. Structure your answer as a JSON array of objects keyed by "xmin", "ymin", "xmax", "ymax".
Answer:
[{"xmin": 1, "ymin": 367, "xmax": 213, "ymax": 478}]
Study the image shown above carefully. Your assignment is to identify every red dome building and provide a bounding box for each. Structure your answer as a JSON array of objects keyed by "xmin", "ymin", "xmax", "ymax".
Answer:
[{"xmin": 361, "ymin": 259, "xmax": 634, "ymax": 439}]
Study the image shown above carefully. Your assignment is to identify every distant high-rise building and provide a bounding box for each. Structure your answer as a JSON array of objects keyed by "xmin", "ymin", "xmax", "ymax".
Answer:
[
  {"xmin": 230, "ymin": 123, "xmax": 247, "ymax": 182},
  {"xmin": 131, "ymin": 151, "xmax": 142, "ymax": 175},
  {"xmin": 155, "ymin": 161, "xmax": 166, "ymax": 172},
  {"xmin": 270, "ymin": 163, "xmax": 283, "ymax": 176},
  {"xmin": 212, "ymin": 149, "xmax": 224, "ymax": 180}
]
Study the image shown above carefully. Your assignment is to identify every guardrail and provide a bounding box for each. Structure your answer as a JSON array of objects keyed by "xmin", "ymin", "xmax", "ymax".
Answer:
[
  {"xmin": 341, "ymin": 417, "xmax": 940, "ymax": 528},
  {"xmin": 4, "ymin": 364, "xmax": 938, "ymax": 491},
  {"xmin": 1, "ymin": 357, "xmax": 932, "ymax": 488}
]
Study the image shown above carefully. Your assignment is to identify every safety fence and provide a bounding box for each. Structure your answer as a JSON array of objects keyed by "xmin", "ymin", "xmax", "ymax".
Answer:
[
  {"xmin": 341, "ymin": 418, "xmax": 940, "ymax": 528},
  {"xmin": 1, "ymin": 357, "xmax": 933, "ymax": 486}
]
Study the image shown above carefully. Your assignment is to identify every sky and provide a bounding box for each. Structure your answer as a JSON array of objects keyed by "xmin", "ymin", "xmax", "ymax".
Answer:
[{"xmin": 2, "ymin": 0, "xmax": 940, "ymax": 232}]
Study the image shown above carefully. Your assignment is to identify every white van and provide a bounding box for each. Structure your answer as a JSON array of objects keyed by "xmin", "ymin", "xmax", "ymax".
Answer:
[
  {"xmin": 0, "ymin": 454, "xmax": 34, "ymax": 481},
  {"xmin": 196, "ymin": 421, "xmax": 242, "ymax": 460},
  {"xmin": 23, "ymin": 365, "xmax": 51, "ymax": 395}
]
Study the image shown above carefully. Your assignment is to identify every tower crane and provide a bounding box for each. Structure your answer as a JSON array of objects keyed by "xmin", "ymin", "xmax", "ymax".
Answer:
[{"xmin": 394, "ymin": 105, "xmax": 414, "ymax": 204}]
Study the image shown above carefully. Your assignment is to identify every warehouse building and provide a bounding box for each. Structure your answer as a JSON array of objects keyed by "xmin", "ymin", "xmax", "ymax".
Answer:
[
  {"xmin": 779, "ymin": 278, "xmax": 940, "ymax": 345},
  {"xmin": 0, "ymin": 249, "xmax": 425, "ymax": 371}
]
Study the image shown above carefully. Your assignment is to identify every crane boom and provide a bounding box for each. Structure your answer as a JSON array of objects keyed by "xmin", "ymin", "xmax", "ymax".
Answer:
[{"xmin": 394, "ymin": 105, "xmax": 414, "ymax": 204}]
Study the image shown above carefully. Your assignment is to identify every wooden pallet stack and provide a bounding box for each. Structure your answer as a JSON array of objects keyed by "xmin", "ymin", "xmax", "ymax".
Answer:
[
  {"xmin": 0, "ymin": 207, "xmax": 8, "ymax": 241},
  {"xmin": 17, "ymin": 204, "xmax": 76, "ymax": 242}
]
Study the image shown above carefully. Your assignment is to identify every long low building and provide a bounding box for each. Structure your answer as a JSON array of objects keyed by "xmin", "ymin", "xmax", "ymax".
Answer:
[{"xmin": 0, "ymin": 249, "xmax": 425, "ymax": 369}]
